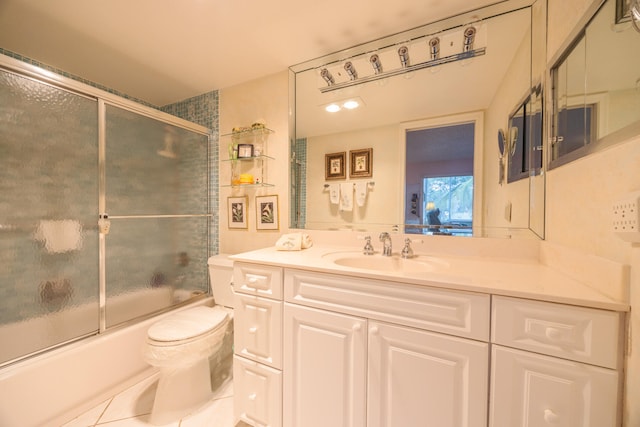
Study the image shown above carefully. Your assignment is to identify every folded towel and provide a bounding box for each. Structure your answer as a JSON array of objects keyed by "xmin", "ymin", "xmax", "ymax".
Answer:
[
  {"xmin": 275, "ymin": 232, "xmax": 313, "ymax": 251},
  {"xmin": 328, "ymin": 183, "xmax": 340, "ymax": 205},
  {"xmin": 355, "ymin": 181, "xmax": 368, "ymax": 207},
  {"xmin": 339, "ymin": 182, "xmax": 353, "ymax": 212}
]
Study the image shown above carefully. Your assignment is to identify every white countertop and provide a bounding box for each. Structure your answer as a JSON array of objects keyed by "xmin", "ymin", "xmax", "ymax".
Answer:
[{"xmin": 230, "ymin": 244, "xmax": 630, "ymax": 312}]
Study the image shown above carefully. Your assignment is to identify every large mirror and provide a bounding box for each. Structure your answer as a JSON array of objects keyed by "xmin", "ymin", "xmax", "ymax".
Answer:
[{"xmin": 290, "ymin": 0, "xmax": 546, "ymax": 238}]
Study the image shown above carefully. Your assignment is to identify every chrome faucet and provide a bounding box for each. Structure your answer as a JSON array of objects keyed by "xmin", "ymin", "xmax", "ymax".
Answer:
[{"xmin": 379, "ymin": 232, "xmax": 392, "ymax": 256}]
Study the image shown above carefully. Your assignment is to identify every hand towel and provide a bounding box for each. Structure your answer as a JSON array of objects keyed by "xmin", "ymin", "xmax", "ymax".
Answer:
[
  {"xmin": 275, "ymin": 232, "xmax": 314, "ymax": 251},
  {"xmin": 339, "ymin": 182, "xmax": 353, "ymax": 212},
  {"xmin": 355, "ymin": 181, "xmax": 368, "ymax": 207},
  {"xmin": 328, "ymin": 183, "xmax": 340, "ymax": 205}
]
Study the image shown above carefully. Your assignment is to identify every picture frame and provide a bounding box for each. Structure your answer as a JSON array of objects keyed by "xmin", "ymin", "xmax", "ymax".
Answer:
[
  {"xmin": 325, "ymin": 151, "xmax": 346, "ymax": 180},
  {"xmin": 227, "ymin": 196, "xmax": 248, "ymax": 229},
  {"xmin": 349, "ymin": 148, "xmax": 373, "ymax": 178},
  {"xmin": 237, "ymin": 143, "xmax": 254, "ymax": 158},
  {"xmin": 256, "ymin": 195, "xmax": 279, "ymax": 230}
]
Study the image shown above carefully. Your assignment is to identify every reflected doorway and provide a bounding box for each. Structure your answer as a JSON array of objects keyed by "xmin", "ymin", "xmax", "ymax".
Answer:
[{"xmin": 404, "ymin": 121, "xmax": 476, "ymax": 236}]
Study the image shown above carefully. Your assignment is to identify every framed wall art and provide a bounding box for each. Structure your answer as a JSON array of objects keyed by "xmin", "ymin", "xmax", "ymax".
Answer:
[
  {"xmin": 325, "ymin": 151, "xmax": 346, "ymax": 180},
  {"xmin": 349, "ymin": 148, "xmax": 373, "ymax": 178},
  {"xmin": 227, "ymin": 196, "xmax": 248, "ymax": 229},
  {"xmin": 256, "ymin": 195, "xmax": 279, "ymax": 230}
]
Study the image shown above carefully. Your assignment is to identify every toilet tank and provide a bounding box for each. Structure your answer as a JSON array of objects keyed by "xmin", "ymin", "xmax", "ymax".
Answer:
[{"xmin": 207, "ymin": 254, "xmax": 234, "ymax": 308}]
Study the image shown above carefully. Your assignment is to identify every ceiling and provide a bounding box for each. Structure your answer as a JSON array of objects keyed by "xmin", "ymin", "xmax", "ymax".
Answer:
[{"xmin": 0, "ymin": 0, "xmax": 503, "ymax": 106}]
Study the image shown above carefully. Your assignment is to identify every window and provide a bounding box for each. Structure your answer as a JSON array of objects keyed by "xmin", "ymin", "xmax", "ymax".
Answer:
[{"xmin": 423, "ymin": 175, "xmax": 473, "ymax": 236}]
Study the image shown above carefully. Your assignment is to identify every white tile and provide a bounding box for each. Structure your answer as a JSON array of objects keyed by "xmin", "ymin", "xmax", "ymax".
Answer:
[
  {"xmin": 61, "ymin": 398, "xmax": 111, "ymax": 427},
  {"xmin": 97, "ymin": 374, "xmax": 159, "ymax": 423},
  {"xmin": 180, "ymin": 396, "xmax": 235, "ymax": 427}
]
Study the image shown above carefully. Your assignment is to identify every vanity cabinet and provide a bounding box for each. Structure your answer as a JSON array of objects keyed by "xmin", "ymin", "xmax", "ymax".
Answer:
[
  {"xmin": 284, "ymin": 303, "xmax": 367, "ymax": 427},
  {"xmin": 233, "ymin": 262, "xmax": 284, "ymax": 427},
  {"xmin": 489, "ymin": 296, "xmax": 623, "ymax": 427},
  {"xmin": 283, "ymin": 268, "xmax": 490, "ymax": 427},
  {"xmin": 232, "ymin": 260, "xmax": 625, "ymax": 427}
]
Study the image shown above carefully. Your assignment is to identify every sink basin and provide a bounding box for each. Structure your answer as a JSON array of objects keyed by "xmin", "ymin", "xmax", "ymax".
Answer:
[{"xmin": 322, "ymin": 251, "xmax": 447, "ymax": 274}]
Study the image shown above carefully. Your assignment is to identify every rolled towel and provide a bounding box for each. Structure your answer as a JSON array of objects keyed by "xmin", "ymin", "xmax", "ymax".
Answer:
[{"xmin": 275, "ymin": 232, "xmax": 313, "ymax": 251}]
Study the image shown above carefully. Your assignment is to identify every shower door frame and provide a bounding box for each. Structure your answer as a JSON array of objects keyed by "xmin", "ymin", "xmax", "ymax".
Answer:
[{"xmin": 0, "ymin": 54, "xmax": 212, "ymax": 351}]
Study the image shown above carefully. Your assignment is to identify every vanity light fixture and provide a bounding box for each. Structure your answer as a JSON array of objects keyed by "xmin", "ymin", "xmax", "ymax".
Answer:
[
  {"xmin": 631, "ymin": 0, "xmax": 640, "ymax": 32},
  {"xmin": 344, "ymin": 61, "xmax": 358, "ymax": 80},
  {"xmin": 463, "ymin": 26, "xmax": 476, "ymax": 52},
  {"xmin": 317, "ymin": 28, "xmax": 486, "ymax": 93},
  {"xmin": 429, "ymin": 37, "xmax": 440, "ymax": 60},
  {"xmin": 370, "ymin": 54, "xmax": 383, "ymax": 74},
  {"xmin": 320, "ymin": 68, "xmax": 335, "ymax": 86},
  {"xmin": 398, "ymin": 46, "xmax": 410, "ymax": 68}
]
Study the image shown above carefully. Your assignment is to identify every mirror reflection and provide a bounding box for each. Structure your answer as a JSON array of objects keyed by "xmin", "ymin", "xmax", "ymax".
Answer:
[
  {"xmin": 291, "ymin": 0, "xmax": 544, "ymax": 238},
  {"xmin": 551, "ymin": 0, "xmax": 640, "ymax": 166}
]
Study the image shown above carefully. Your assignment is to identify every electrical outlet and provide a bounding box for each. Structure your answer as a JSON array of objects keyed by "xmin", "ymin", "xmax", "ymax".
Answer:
[{"xmin": 613, "ymin": 191, "xmax": 640, "ymax": 242}]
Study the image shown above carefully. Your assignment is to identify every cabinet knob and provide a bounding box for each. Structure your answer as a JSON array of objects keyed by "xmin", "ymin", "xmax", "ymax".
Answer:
[
  {"xmin": 248, "ymin": 393, "xmax": 257, "ymax": 401},
  {"xmin": 249, "ymin": 326, "xmax": 258, "ymax": 334},
  {"xmin": 544, "ymin": 327, "xmax": 563, "ymax": 341},
  {"xmin": 369, "ymin": 326, "xmax": 379, "ymax": 335},
  {"xmin": 543, "ymin": 409, "xmax": 559, "ymax": 423},
  {"xmin": 352, "ymin": 323, "xmax": 361, "ymax": 331}
]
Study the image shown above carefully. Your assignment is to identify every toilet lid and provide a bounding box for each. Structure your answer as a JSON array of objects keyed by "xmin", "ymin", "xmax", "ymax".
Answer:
[{"xmin": 147, "ymin": 306, "xmax": 229, "ymax": 342}]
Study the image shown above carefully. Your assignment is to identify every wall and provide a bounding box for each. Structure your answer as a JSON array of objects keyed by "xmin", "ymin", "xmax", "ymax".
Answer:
[
  {"xmin": 305, "ymin": 124, "xmax": 402, "ymax": 230},
  {"xmin": 546, "ymin": 0, "xmax": 640, "ymax": 425},
  {"xmin": 218, "ymin": 71, "xmax": 290, "ymax": 254}
]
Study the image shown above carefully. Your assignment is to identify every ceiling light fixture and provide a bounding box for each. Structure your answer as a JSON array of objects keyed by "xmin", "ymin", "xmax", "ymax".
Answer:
[
  {"xmin": 370, "ymin": 54, "xmax": 383, "ymax": 74},
  {"xmin": 344, "ymin": 61, "xmax": 358, "ymax": 80},
  {"xmin": 398, "ymin": 46, "xmax": 410, "ymax": 68},
  {"xmin": 320, "ymin": 68, "xmax": 335, "ymax": 86},
  {"xmin": 429, "ymin": 37, "xmax": 440, "ymax": 60},
  {"xmin": 343, "ymin": 100, "xmax": 359, "ymax": 109},
  {"xmin": 325, "ymin": 103, "xmax": 341, "ymax": 113},
  {"xmin": 463, "ymin": 26, "xmax": 476, "ymax": 52}
]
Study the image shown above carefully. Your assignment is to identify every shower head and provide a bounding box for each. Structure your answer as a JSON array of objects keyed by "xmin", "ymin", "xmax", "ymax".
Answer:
[{"xmin": 158, "ymin": 133, "xmax": 177, "ymax": 159}]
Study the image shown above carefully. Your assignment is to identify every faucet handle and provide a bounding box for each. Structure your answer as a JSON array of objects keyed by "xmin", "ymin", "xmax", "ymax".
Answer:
[
  {"xmin": 362, "ymin": 236, "xmax": 375, "ymax": 255},
  {"xmin": 379, "ymin": 232, "xmax": 390, "ymax": 241},
  {"xmin": 401, "ymin": 238, "xmax": 414, "ymax": 259}
]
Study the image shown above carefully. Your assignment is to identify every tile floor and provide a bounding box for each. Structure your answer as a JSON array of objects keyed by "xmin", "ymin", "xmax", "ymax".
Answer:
[{"xmin": 61, "ymin": 372, "xmax": 246, "ymax": 427}]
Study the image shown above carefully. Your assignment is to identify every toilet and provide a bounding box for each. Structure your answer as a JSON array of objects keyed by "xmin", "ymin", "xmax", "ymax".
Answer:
[{"xmin": 144, "ymin": 254, "xmax": 234, "ymax": 425}]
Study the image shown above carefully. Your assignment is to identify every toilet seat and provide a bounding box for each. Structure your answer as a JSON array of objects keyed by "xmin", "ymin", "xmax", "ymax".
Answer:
[{"xmin": 147, "ymin": 306, "xmax": 229, "ymax": 346}]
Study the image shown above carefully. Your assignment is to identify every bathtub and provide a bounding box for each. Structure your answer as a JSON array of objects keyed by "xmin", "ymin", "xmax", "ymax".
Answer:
[{"xmin": 0, "ymin": 291, "xmax": 215, "ymax": 427}]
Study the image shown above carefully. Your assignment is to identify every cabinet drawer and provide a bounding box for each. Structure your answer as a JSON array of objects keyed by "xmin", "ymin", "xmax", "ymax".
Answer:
[
  {"xmin": 285, "ymin": 269, "xmax": 490, "ymax": 341},
  {"xmin": 490, "ymin": 345, "xmax": 619, "ymax": 427},
  {"xmin": 234, "ymin": 355, "xmax": 282, "ymax": 427},
  {"xmin": 235, "ymin": 293, "xmax": 282, "ymax": 369},
  {"xmin": 234, "ymin": 262, "xmax": 283, "ymax": 300},
  {"xmin": 491, "ymin": 296, "xmax": 622, "ymax": 368}
]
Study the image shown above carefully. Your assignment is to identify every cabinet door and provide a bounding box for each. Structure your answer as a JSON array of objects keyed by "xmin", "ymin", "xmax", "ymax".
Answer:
[
  {"xmin": 234, "ymin": 355, "xmax": 282, "ymax": 427},
  {"xmin": 235, "ymin": 293, "xmax": 282, "ymax": 369},
  {"xmin": 368, "ymin": 321, "xmax": 489, "ymax": 427},
  {"xmin": 284, "ymin": 303, "xmax": 367, "ymax": 427},
  {"xmin": 490, "ymin": 346, "xmax": 620, "ymax": 427}
]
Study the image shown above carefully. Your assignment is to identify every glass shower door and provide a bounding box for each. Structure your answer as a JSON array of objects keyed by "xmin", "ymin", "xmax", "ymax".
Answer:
[
  {"xmin": 103, "ymin": 104, "xmax": 209, "ymax": 328},
  {"xmin": 0, "ymin": 69, "xmax": 99, "ymax": 365}
]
